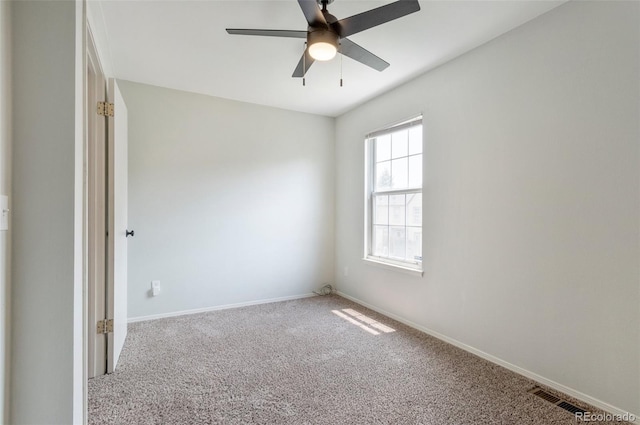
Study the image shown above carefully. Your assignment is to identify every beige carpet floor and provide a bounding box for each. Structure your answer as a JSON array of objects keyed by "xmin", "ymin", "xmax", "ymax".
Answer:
[{"xmin": 88, "ymin": 295, "xmax": 626, "ymax": 424}]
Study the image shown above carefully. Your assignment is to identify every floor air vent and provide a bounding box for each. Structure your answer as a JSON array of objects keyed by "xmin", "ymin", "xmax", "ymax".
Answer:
[
  {"xmin": 557, "ymin": 401, "xmax": 586, "ymax": 415},
  {"xmin": 531, "ymin": 388, "xmax": 560, "ymax": 404},
  {"xmin": 529, "ymin": 387, "xmax": 587, "ymax": 417}
]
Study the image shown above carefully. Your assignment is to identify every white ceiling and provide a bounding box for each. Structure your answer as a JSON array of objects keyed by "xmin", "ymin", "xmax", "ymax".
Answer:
[{"xmin": 94, "ymin": 0, "xmax": 565, "ymax": 117}]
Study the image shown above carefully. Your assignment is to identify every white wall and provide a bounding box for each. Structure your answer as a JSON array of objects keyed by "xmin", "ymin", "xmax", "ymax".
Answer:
[
  {"xmin": 10, "ymin": 1, "xmax": 85, "ymax": 424},
  {"xmin": 120, "ymin": 81, "xmax": 335, "ymax": 319},
  {"xmin": 335, "ymin": 0, "xmax": 639, "ymax": 418},
  {"xmin": 0, "ymin": 1, "xmax": 11, "ymax": 422}
]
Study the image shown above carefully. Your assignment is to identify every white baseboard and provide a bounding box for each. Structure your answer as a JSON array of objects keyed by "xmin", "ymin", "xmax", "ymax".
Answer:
[
  {"xmin": 128, "ymin": 293, "xmax": 317, "ymax": 323},
  {"xmin": 337, "ymin": 291, "xmax": 639, "ymax": 424}
]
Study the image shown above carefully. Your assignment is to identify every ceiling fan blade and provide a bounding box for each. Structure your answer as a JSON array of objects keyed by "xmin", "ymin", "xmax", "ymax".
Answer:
[
  {"xmin": 340, "ymin": 38, "xmax": 389, "ymax": 72},
  {"xmin": 298, "ymin": 0, "xmax": 327, "ymax": 27},
  {"xmin": 226, "ymin": 29, "xmax": 307, "ymax": 39},
  {"xmin": 292, "ymin": 49, "xmax": 315, "ymax": 78},
  {"xmin": 332, "ymin": 0, "xmax": 420, "ymax": 38}
]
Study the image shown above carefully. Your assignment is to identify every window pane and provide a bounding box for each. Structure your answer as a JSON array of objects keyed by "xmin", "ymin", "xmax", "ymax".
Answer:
[
  {"xmin": 408, "ymin": 126, "xmax": 422, "ymax": 155},
  {"xmin": 373, "ymin": 225, "xmax": 389, "ymax": 257},
  {"xmin": 391, "ymin": 157, "xmax": 408, "ymax": 189},
  {"xmin": 374, "ymin": 195, "xmax": 388, "ymax": 225},
  {"xmin": 376, "ymin": 135, "xmax": 391, "ymax": 162},
  {"xmin": 406, "ymin": 227, "xmax": 422, "ymax": 262},
  {"xmin": 391, "ymin": 130, "xmax": 408, "ymax": 159},
  {"xmin": 375, "ymin": 161, "xmax": 391, "ymax": 191},
  {"xmin": 389, "ymin": 226, "xmax": 406, "ymax": 259},
  {"xmin": 389, "ymin": 194, "xmax": 405, "ymax": 226},
  {"xmin": 367, "ymin": 118, "xmax": 423, "ymax": 267},
  {"xmin": 408, "ymin": 154, "xmax": 422, "ymax": 188},
  {"xmin": 406, "ymin": 193, "xmax": 422, "ymax": 227}
]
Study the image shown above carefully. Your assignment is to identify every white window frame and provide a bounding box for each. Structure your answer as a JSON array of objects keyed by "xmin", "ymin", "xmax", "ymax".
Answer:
[{"xmin": 364, "ymin": 116, "xmax": 423, "ymax": 275}]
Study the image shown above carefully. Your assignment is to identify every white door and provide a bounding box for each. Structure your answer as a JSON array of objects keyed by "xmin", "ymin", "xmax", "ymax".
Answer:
[{"xmin": 106, "ymin": 78, "xmax": 128, "ymax": 373}]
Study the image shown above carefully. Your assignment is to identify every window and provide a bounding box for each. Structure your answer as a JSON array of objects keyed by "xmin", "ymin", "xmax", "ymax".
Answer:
[{"xmin": 365, "ymin": 116, "xmax": 423, "ymax": 271}]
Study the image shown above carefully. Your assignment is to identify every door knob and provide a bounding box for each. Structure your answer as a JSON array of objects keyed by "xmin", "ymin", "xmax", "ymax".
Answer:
[{"xmin": 126, "ymin": 230, "xmax": 135, "ymax": 237}]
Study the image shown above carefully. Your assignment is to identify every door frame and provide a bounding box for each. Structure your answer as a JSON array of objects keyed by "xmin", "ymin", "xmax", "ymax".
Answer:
[{"xmin": 86, "ymin": 24, "xmax": 108, "ymax": 379}]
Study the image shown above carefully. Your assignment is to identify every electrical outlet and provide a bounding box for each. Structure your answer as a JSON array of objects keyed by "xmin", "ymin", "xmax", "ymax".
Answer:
[{"xmin": 151, "ymin": 280, "xmax": 161, "ymax": 296}]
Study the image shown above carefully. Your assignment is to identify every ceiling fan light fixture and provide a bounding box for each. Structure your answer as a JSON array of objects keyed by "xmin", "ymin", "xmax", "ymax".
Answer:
[
  {"xmin": 307, "ymin": 28, "xmax": 339, "ymax": 61},
  {"xmin": 309, "ymin": 41, "xmax": 337, "ymax": 61}
]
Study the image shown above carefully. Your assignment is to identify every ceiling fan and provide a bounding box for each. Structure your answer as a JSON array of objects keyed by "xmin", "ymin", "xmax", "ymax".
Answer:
[{"xmin": 226, "ymin": 0, "xmax": 421, "ymax": 78}]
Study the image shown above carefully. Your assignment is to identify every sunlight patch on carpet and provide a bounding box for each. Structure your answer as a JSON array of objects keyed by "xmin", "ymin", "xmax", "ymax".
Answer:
[{"xmin": 332, "ymin": 309, "xmax": 395, "ymax": 335}]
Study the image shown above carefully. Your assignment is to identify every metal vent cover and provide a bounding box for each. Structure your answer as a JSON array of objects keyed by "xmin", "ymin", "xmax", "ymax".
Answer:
[
  {"xmin": 528, "ymin": 387, "xmax": 587, "ymax": 417},
  {"xmin": 557, "ymin": 401, "xmax": 587, "ymax": 415},
  {"xmin": 531, "ymin": 388, "xmax": 560, "ymax": 404}
]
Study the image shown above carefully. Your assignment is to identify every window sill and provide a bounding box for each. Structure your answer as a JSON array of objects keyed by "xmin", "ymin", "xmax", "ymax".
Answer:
[{"xmin": 362, "ymin": 257, "xmax": 424, "ymax": 277}]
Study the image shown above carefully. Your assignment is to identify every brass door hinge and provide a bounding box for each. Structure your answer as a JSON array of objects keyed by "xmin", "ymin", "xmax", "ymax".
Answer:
[
  {"xmin": 97, "ymin": 319, "xmax": 114, "ymax": 334},
  {"xmin": 97, "ymin": 101, "xmax": 114, "ymax": 117}
]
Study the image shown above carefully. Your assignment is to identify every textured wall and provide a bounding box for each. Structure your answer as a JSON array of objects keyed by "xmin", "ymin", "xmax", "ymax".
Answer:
[
  {"xmin": 10, "ymin": 1, "xmax": 85, "ymax": 423},
  {"xmin": 120, "ymin": 81, "xmax": 335, "ymax": 319},
  {"xmin": 335, "ymin": 1, "xmax": 639, "ymax": 417}
]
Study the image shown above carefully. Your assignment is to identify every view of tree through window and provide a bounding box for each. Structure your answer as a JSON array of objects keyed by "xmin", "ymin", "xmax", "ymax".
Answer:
[{"xmin": 367, "ymin": 118, "xmax": 422, "ymax": 268}]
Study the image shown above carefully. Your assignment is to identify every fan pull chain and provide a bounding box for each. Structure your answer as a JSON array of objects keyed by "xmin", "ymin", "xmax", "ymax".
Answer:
[
  {"xmin": 339, "ymin": 42, "xmax": 343, "ymax": 87},
  {"xmin": 303, "ymin": 42, "xmax": 306, "ymax": 87}
]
